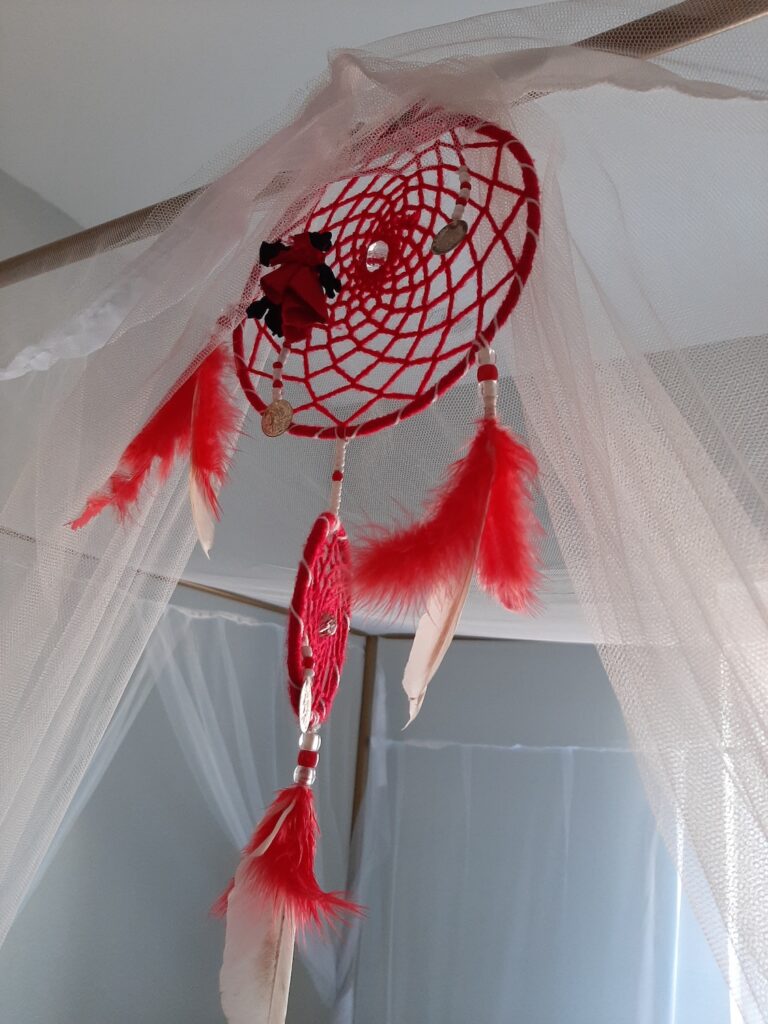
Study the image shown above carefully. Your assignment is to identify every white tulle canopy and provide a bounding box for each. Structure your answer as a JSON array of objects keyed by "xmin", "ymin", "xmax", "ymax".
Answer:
[{"xmin": 1, "ymin": 1, "xmax": 767, "ymax": 1020}]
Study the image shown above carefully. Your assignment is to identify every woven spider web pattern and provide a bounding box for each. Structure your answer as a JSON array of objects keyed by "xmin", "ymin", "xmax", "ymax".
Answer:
[
  {"xmin": 286, "ymin": 513, "xmax": 351, "ymax": 724},
  {"xmin": 234, "ymin": 120, "xmax": 540, "ymax": 438}
]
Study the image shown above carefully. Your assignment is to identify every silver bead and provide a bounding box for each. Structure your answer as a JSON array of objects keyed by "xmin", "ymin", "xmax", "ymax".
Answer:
[
  {"xmin": 299, "ymin": 731, "xmax": 321, "ymax": 752},
  {"xmin": 293, "ymin": 765, "xmax": 316, "ymax": 786}
]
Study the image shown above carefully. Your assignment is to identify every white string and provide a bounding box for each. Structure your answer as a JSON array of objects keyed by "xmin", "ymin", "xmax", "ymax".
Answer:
[{"xmin": 328, "ymin": 436, "xmax": 348, "ymax": 519}]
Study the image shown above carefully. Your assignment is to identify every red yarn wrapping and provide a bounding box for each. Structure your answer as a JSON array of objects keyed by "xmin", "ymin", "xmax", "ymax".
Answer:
[
  {"xmin": 71, "ymin": 345, "xmax": 238, "ymax": 528},
  {"xmin": 286, "ymin": 513, "xmax": 351, "ymax": 723},
  {"xmin": 213, "ymin": 785, "xmax": 360, "ymax": 930},
  {"xmin": 352, "ymin": 419, "xmax": 539, "ymax": 615},
  {"xmin": 233, "ymin": 118, "xmax": 540, "ymax": 438}
]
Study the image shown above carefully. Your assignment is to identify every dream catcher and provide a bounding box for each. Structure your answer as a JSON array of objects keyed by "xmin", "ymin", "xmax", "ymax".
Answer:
[{"xmin": 72, "ymin": 112, "xmax": 541, "ymax": 1022}]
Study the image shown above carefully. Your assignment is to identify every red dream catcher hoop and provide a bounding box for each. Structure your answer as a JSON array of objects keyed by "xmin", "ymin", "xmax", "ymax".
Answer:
[
  {"xmin": 233, "ymin": 120, "xmax": 539, "ymax": 438},
  {"xmin": 71, "ymin": 112, "xmax": 543, "ymax": 1009}
]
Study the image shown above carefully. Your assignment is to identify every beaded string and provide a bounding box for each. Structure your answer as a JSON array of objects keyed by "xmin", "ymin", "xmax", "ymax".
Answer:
[
  {"xmin": 271, "ymin": 340, "xmax": 290, "ymax": 402},
  {"xmin": 294, "ymin": 725, "xmax": 321, "ymax": 786},
  {"xmin": 476, "ymin": 344, "xmax": 498, "ymax": 420},
  {"xmin": 329, "ymin": 435, "xmax": 348, "ymax": 519},
  {"xmin": 449, "ymin": 165, "xmax": 471, "ymax": 225}
]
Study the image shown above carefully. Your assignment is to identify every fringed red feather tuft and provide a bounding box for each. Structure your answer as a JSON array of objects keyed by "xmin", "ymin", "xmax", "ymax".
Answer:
[
  {"xmin": 352, "ymin": 423, "xmax": 496, "ymax": 615},
  {"xmin": 217, "ymin": 785, "xmax": 360, "ymax": 932},
  {"xmin": 70, "ymin": 366, "xmax": 199, "ymax": 529},
  {"xmin": 476, "ymin": 419, "xmax": 540, "ymax": 612}
]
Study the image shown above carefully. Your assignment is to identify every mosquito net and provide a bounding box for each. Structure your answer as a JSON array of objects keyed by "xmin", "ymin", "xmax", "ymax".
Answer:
[{"xmin": 1, "ymin": 1, "xmax": 767, "ymax": 1018}]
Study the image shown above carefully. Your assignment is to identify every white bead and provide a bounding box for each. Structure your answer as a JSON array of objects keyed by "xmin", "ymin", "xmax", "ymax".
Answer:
[
  {"xmin": 299, "ymin": 731, "xmax": 321, "ymax": 752},
  {"xmin": 293, "ymin": 766, "xmax": 316, "ymax": 786}
]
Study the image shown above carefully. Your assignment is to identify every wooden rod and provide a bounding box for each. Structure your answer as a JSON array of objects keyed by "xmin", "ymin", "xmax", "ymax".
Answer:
[
  {"xmin": 350, "ymin": 634, "xmax": 379, "ymax": 840},
  {"xmin": 0, "ymin": 189, "xmax": 203, "ymax": 289},
  {"xmin": 0, "ymin": 0, "xmax": 765, "ymax": 291},
  {"xmin": 577, "ymin": 0, "xmax": 768, "ymax": 59},
  {"xmin": 176, "ymin": 577, "xmax": 369, "ymax": 638}
]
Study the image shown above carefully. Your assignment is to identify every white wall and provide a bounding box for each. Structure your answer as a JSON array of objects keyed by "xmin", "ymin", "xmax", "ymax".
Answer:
[
  {"xmin": 0, "ymin": 168, "xmax": 79, "ymax": 260},
  {"xmin": 0, "ymin": 0, "xmax": 546, "ymax": 228}
]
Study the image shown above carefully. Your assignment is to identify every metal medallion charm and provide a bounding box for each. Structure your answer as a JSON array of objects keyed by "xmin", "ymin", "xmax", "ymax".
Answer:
[
  {"xmin": 299, "ymin": 678, "xmax": 313, "ymax": 734},
  {"xmin": 318, "ymin": 613, "xmax": 338, "ymax": 637},
  {"xmin": 261, "ymin": 398, "xmax": 293, "ymax": 437},
  {"xmin": 431, "ymin": 220, "xmax": 468, "ymax": 255}
]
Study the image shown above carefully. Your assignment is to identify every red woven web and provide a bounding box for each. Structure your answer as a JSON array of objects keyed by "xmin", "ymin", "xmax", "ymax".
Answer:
[
  {"xmin": 234, "ymin": 120, "xmax": 540, "ymax": 438},
  {"xmin": 286, "ymin": 513, "xmax": 351, "ymax": 724}
]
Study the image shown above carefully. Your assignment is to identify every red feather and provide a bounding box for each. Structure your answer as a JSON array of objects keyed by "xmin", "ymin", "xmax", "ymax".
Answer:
[
  {"xmin": 189, "ymin": 344, "xmax": 241, "ymax": 518},
  {"xmin": 476, "ymin": 419, "xmax": 540, "ymax": 612},
  {"xmin": 70, "ymin": 345, "xmax": 238, "ymax": 531},
  {"xmin": 214, "ymin": 785, "xmax": 360, "ymax": 931},
  {"xmin": 70, "ymin": 367, "xmax": 199, "ymax": 529},
  {"xmin": 352, "ymin": 422, "xmax": 496, "ymax": 615},
  {"xmin": 352, "ymin": 419, "xmax": 540, "ymax": 616}
]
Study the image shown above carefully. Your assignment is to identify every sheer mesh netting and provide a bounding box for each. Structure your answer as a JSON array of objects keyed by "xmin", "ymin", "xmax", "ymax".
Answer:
[{"xmin": 1, "ymin": 1, "xmax": 767, "ymax": 1019}]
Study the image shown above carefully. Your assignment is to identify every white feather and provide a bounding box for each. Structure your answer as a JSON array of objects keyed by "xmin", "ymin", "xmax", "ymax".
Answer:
[
  {"xmin": 220, "ymin": 860, "xmax": 295, "ymax": 1024},
  {"xmin": 189, "ymin": 470, "xmax": 216, "ymax": 557},
  {"xmin": 402, "ymin": 559, "xmax": 474, "ymax": 726}
]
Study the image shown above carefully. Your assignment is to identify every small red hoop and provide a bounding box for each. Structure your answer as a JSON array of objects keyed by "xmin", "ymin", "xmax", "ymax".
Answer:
[{"xmin": 286, "ymin": 513, "xmax": 351, "ymax": 723}]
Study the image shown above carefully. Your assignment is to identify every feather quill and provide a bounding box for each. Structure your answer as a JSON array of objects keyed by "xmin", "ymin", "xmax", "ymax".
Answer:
[
  {"xmin": 402, "ymin": 558, "xmax": 476, "ymax": 725},
  {"xmin": 220, "ymin": 861, "xmax": 295, "ymax": 1024},
  {"xmin": 189, "ymin": 471, "xmax": 217, "ymax": 556},
  {"xmin": 189, "ymin": 345, "xmax": 241, "ymax": 554}
]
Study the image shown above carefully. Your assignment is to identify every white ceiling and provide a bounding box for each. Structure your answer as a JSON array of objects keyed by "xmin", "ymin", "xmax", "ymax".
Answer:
[{"xmin": 0, "ymin": 0, "xmax": 548, "ymax": 231}]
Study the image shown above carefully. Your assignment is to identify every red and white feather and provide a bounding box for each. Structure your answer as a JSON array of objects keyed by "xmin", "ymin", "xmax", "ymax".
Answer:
[
  {"xmin": 71, "ymin": 344, "xmax": 240, "ymax": 555},
  {"xmin": 352, "ymin": 418, "xmax": 540, "ymax": 721}
]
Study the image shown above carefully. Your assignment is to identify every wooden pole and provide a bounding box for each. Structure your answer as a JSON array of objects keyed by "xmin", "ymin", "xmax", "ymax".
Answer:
[
  {"xmin": 350, "ymin": 635, "xmax": 379, "ymax": 840},
  {"xmin": 0, "ymin": 0, "xmax": 766, "ymax": 290}
]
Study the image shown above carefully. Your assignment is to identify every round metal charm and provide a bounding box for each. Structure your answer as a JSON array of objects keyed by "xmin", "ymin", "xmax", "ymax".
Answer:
[
  {"xmin": 261, "ymin": 398, "xmax": 293, "ymax": 437},
  {"xmin": 319, "ymin": 613, "xmax": 338, "ymax": 637},
  {"xmin": 431, "ymin": 219, "xmax": 468, "ymax": 255}
]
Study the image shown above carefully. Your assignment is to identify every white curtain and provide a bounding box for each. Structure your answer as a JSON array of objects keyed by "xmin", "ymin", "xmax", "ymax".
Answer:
[
  {"xmin": 148, "ymin": 603, "xmax": 365, "ymax": 1006},
  {"xmin": 7, "ymin": 601, "xmax": 732, "ymax": 1024},
  {"xmin": 342, "ymin": 643, "xmax": 737, "ymax": 1024},
  {"xmin": 7, "ymin": 599, "xmax": 365, "ymax": 1016}
]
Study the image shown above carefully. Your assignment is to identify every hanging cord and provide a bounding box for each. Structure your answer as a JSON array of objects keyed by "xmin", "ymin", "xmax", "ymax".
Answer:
[
  {"xmin": 450, "ymin": 165, "xmax": 471, "ymax": 225},
  {"xmin": 328, "ymin": 435, "xmax": 348, "ymax": 518},
  {"xmin": 271, "ymin": 340, "xmax": 291, "ymax": 403}
]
